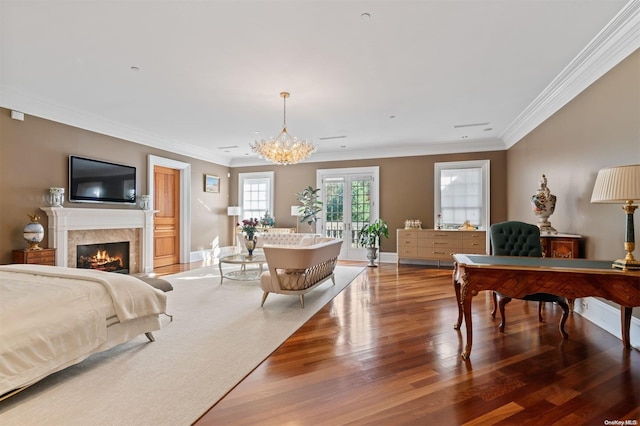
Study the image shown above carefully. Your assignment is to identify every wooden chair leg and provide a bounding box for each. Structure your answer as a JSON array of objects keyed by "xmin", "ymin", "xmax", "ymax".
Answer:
[
  {"xmin": 261, "ymin": 291, "xmax": 269, "ymax": 307},
  {"xmin": 557, "ymin": 299, "xmax": 570, "ymax": 339},
  {"xmin": 498, "ymin": 296, "xmax": 512, "ymax": 333},
  {"xmin": 299, "ymin": 294, "xmax": 305, "ymax": 308},
  {"xmin": 538, "ymin": 301, "xmax": 544, "ymax": 322},
  {"xmin": 491, "ymin": 291, "xmax": 498, "ymax": 318}
]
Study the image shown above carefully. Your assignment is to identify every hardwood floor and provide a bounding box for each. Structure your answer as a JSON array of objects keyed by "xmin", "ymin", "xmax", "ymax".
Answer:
[{"xmin": 163, "ymin": 261, "xmax": 640, "ymax": 425}]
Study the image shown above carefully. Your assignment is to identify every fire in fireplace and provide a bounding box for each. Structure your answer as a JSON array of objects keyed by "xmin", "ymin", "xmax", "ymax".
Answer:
[{"xmin": 77, "ymin": 241, "xmax": 130, "ymax": 273}]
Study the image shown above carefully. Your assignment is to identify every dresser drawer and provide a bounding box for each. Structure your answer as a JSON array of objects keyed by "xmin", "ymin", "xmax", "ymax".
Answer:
[
  {"xmin": 398, "ymin": 235, "xmax": 418, "ymax": 247},
  {"xmin": 398, "ymin": 246, "xmax": 418, "ymax": 257},
  {"xmin": 462, "ymin": 239, "xmax": 484, "ymax": 251},
  {"xmin": 397, "ymin": 230, "xmax": 418, "ymax": 240},
  {"xmin": 13, "ymin": 248, "xmax": 56, "ymax": 266},
  {"xmin": 417, "ymin": 247, "xmax": 455, "ymax": 260},
  {"xmin": 423, "ymin": 231, "xmax": 463, "ymax": 241}
]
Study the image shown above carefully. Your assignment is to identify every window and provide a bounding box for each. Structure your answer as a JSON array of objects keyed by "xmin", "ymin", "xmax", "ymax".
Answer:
[
  {"xmin": 238, "ymin": 172, "xmax": 274, "ymax": 220},
  {"xmin": 435, "ymin": 160, "xmax": 490, "ymax": 230}
]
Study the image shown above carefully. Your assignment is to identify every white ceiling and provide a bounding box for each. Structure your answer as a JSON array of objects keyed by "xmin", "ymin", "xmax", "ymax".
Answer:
[{"xmin": 1, "ymin": 1, "xmax": 638, "ymax": 167}]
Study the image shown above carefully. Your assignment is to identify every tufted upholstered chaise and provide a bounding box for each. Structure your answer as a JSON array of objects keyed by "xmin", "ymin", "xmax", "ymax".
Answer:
[{"xmin": 489, "ymin": 221, "xmax": 570, "ymax": 338}]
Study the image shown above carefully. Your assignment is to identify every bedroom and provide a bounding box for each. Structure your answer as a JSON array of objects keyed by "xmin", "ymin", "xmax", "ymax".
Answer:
[{"xmin": 0, "ymin": 0, "xmax": 639, "ymax": 423}]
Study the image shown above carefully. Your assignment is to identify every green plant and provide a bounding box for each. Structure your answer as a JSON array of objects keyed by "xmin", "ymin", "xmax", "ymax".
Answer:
[
  {"xmin": 358, "ymin": 219, "xmax": 389, "ymax": 248},
  {"xmin": 296, "ymin": 186, "xmax": 323, "ymax": 231}
]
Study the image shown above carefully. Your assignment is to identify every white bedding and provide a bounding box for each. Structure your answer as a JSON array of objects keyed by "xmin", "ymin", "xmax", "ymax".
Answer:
[{"xmin": 0, "ymin": 264, "xmax": 167, "ymax": 395}]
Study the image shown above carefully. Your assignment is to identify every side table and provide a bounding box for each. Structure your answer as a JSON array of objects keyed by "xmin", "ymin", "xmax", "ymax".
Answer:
[{"xmin": 13, "ymin": 248, "xmax": 56, "ymax": 266}]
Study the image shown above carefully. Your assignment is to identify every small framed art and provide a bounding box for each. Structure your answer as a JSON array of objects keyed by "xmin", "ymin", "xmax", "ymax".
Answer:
[{"xmin": 204, "ymin": 174, "xmax": 220, "ymax": 193}]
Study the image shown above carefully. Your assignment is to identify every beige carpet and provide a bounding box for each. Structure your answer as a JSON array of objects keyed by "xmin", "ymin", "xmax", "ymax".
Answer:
[{"xmin": 0, "ymin": 264, "xmax": 364, "ymax": 426}]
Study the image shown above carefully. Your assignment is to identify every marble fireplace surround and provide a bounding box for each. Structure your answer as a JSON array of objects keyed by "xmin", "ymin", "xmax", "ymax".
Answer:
[{"xmin": 40, "ymin": 207, "xmax": 155, "ymax": 273}]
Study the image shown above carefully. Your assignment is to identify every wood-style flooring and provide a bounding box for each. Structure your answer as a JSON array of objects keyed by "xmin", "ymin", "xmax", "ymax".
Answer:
[{"xmin": 155, "ymin": 261, "xmax": 640, "ymax": 425}]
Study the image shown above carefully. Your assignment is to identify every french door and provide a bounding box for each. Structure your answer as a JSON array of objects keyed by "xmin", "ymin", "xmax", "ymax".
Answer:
[{"xmin": 317, "ymin": 167, "xmax": 379, "ymax": 260}]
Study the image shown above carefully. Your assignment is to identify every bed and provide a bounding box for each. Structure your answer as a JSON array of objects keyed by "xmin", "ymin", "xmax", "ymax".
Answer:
[{"xmin": 0, "ymin": 264, "xmax": 168, "ymax": 399}]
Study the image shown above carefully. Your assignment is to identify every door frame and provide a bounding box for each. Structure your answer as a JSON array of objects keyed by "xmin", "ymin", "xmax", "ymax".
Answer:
[
  {"xmin": 147, "ymin": 155, "xmax": 191, "ymax": 264},
  {"xmin": 317, "ymin": 166, "xmax": 380, "ymax": 260}
]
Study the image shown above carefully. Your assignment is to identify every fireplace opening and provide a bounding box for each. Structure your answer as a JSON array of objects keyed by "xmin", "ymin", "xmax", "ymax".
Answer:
[{"xmin": 77, "ymin": 241, "xmax": 130, "ymax": 274}]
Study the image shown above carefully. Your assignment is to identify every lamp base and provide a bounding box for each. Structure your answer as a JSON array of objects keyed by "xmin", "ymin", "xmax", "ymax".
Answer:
[{"xmin": 612, "ymin": 258, "xmax": 640, "ymax": 271}]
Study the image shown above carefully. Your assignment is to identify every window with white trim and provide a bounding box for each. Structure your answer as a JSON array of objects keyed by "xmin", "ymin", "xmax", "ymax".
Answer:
[
  {"xmin": 238, "ymin": 172, "xmax": 274, "ymax": 221},
  {"xmin": 434, "ymin": 160, "xmax": 490, "ymax": 230}
]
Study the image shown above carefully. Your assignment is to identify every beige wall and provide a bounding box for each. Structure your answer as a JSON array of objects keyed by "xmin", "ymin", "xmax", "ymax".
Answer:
[
  {"xmin": 0, "ymin": 110, "xmax": 231, "ymax": 264},
  {"xmin": 507, "ymin": 50, "xmax": 640, "ymax": 259},
  {"xmin": 231, "ymin": 151, "xmax": 508, "ymax": 253}
]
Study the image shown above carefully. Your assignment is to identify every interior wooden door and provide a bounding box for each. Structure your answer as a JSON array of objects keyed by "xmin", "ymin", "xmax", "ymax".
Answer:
[{"xmin": 153, "ymin": 165, "xmax": 180, "ymax": 268}]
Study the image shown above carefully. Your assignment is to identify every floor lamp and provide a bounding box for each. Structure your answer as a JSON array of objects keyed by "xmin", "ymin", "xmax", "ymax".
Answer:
[
  {"xmin": 227, "ymin": 206, "xmax": 241, "ymax": 246},
  {"xmin": 291, "ymin": 205, "xmax": 301, "ymax": 233},
  {"xmin": 591, "ymin": 164, "xmax": 640, "ymax": 270}
]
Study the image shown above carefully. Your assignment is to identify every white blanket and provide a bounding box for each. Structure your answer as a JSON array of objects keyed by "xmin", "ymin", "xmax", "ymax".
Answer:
[
  {"xmin": 0, "ymin": 265, "xmax": 167, "ymax": 395},
  {"xmin": 0, "ymin": 264, "xmax": 167, "ymax": 321}
]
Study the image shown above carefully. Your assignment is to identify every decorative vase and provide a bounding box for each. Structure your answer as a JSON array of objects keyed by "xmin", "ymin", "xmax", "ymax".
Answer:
[
  {"xmin": 530, "ymin": 174, "xmax": 557, "ymax": 234},
  {"xmin": 140, "ymin": 195, "xmax": 151, "ymax": 210},
  {"xmin": 23, "ymin": 214, "xmax": 45, "ymax": 250},
  {"xmin": 49, "ymin": 187, "xmax": 64, "ymax": 207},
  {"xmin": 366, "ymin": 246, "xmax": 378, "ymax": 267},
  {"xmin": 245, "ymin": 235, "xmax": 257, "ymax": 256}
]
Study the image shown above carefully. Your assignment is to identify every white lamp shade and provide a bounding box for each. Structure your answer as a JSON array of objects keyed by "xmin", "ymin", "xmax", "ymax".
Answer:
[
  {"xmin": 227, "ymin": 206, "xmax": 241, "ymax": 216},
  {"xmin": 591, "ymin": 164, "xmax": 640, "ymax": 203},
  {"xmin": 291, "ymin": 205, "xmax": 300, "ymax": 216}
]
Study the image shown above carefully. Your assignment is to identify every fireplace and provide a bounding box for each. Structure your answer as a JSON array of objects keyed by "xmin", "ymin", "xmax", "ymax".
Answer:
[{"xmin": 77, "ymin": 241, "xmax": 130, "ymax": 273}]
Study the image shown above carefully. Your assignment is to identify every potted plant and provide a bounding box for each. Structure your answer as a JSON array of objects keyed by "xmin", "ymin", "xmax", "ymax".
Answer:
[
  {"xmin": 358, "ymin": 218, "xmax": 389, "ymax": 267},
  {"xmin": 296, "ymin": 186, "xmax": 323, "ymax": 233}
]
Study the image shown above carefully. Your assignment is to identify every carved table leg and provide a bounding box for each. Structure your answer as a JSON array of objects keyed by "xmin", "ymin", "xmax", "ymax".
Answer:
[
  {"xmin": 458, "ymin": 272, "xmax": 473, "ymax": 360},
  {"xmin": 453, "ymin": 263, "xmax": 463, "ymax": 330},
  {"xmin": 621, "ymin": 306, "xmax": 632, "ymax": 349},
  {"xmin": 462, "ymin": 294, "xmax": 473, "ymax": 360}
]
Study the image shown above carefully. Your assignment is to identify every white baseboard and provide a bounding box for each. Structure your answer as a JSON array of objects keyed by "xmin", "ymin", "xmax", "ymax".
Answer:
[{"xmin": 573, "ymin": 297, "xmax": 640, "ymax": 349}]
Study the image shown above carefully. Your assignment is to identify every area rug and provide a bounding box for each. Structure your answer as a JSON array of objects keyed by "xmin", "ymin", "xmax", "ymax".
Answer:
[{"xmin": 0, "ymin": 264, "xmax": 364, "ymax": 426}]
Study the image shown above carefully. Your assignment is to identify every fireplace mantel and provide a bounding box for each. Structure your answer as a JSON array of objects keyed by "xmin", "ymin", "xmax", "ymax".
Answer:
[{"xmin": 40, "ymin": 207, "xmax": 155, "ymax": 273}]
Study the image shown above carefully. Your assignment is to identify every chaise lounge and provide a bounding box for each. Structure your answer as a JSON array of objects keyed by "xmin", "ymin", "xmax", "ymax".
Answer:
[{"xmin": 259, "ymin": 237, "xmax": 343, "ymax": 308}]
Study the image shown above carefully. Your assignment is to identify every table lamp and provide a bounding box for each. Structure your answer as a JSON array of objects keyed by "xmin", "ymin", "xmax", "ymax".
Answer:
[
  {"xmin": 590, "ymin": 164, "xmax": 640, "ymax": 270},
  {"xmin": 227, "ymin": 206, "xmax": 241, "ymax": 244}
]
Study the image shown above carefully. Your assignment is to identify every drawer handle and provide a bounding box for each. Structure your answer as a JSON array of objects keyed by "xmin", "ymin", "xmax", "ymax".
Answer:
[
  {"xmin": 433, "ymin": 251, "xmax": 447, "ymax": 255},
  {"xmin": 433, "ymin": 242, "xmax": 448, "ymax": 245}
]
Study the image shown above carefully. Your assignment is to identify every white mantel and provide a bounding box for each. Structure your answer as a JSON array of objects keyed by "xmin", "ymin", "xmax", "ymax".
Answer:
[{"xmin": 40, "ymin": 207, "xmax": 155, "ymax": 273}]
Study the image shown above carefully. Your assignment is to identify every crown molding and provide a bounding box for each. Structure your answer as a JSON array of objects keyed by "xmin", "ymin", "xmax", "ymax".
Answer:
[{"xmin": 501, "ymin": 0, "xmax": 640, "ymax": 148}]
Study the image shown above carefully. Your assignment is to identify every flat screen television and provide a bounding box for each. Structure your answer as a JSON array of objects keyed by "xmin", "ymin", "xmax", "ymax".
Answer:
[{"xmin": 69, "ymin": 155, "xmax": 137, "ymax": 204}]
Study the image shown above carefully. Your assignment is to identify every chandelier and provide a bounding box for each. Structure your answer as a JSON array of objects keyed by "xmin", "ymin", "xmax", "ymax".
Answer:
[{"xmin": 250, "ymin": 92, "xmax": 315, "ymax": 165}]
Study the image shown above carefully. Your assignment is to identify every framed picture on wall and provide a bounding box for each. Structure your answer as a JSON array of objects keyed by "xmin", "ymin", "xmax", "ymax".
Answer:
[{"xmin": 204, "ymin": 174, "xmax": 220, "ymax": 193}]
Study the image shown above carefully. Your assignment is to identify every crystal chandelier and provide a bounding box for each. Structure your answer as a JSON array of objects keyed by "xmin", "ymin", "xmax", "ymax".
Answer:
[{"xmin": 250, "ymin": 92, "xmax": 315, "ymax": 165}]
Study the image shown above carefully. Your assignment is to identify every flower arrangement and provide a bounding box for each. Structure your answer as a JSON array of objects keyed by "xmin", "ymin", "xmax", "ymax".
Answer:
[{"xmin": 239, "ymin": 218, "xmax": 259, "ymax": 239}]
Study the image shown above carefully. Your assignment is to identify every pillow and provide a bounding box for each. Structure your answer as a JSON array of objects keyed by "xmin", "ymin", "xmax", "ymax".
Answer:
[{"xmin": 298, "ymin": 235, "xmax": 315, "ymax": 246}]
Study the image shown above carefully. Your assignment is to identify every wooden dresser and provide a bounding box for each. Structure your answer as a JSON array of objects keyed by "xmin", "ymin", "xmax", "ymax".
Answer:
[
  {"xmin": 540, "ymin": 233, "xmax": 582, "ymax": 258},
  {"xmin": 397, "ymin": 229, "xmax": 487, "ymax": 265},
  {"xmin": 12, "ymin": 248, "xmax": 56, "ymax": 266}
]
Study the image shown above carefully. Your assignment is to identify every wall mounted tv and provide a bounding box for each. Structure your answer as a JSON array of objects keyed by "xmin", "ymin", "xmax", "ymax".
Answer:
[{"xmin": 69, "ymin": 156, "xmax": 137, "ymax": 204}]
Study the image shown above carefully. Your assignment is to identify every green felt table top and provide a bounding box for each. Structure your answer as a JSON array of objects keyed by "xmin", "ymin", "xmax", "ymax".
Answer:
[{"xmin": 453, "ymin": 254, "xmax": 624, "ymax": 272}]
